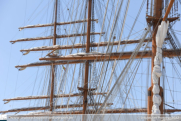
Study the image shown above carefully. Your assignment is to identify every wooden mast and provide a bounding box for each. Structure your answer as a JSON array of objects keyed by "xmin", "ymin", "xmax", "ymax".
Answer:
[
  {"xmin": 147, "ymin": 0, "xmax": 163, "ymax": 115},
  {"xmin": 50, "ymin": 0, "xmax": 58, "ymax": 112},
  {"xmin": 83, "ymin": 0, "xmax": 92, "ymax": 114},
  {"xmin": 147, "ymin": 0, "xmax": 175, "ymax": 115}
]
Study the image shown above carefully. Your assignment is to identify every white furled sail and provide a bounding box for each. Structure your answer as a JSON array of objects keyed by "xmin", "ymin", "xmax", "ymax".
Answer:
[{"xmin": 152, "ymin": 21, "xmax": 169, "ymax": 119}]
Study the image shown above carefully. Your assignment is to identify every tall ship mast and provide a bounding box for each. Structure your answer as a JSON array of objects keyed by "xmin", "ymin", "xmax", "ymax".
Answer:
[{"xmin": 1, "ymin": 0, "xmax": 181, "ymax": 120}]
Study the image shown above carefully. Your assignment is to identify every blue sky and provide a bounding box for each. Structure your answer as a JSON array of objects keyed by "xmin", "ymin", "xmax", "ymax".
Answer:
[
  {"xmin": 0, "ymin": 0, "xmax": 56, "ymax": 113},
  {"xmin": 0, "ymin": 0, "xmax": 181, "ymax": 115}
]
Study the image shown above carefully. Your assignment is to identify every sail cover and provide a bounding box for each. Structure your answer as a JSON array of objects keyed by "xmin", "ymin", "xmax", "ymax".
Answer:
[{"xmin": 152, "ymin": 21, "xmax": 169, "ymax": 117}]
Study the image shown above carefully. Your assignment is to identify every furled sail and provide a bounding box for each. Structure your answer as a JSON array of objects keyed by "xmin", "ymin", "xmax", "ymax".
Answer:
[{"xmin": 152, "ymin": 21, "xmax": 169, "ymax": 117}]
